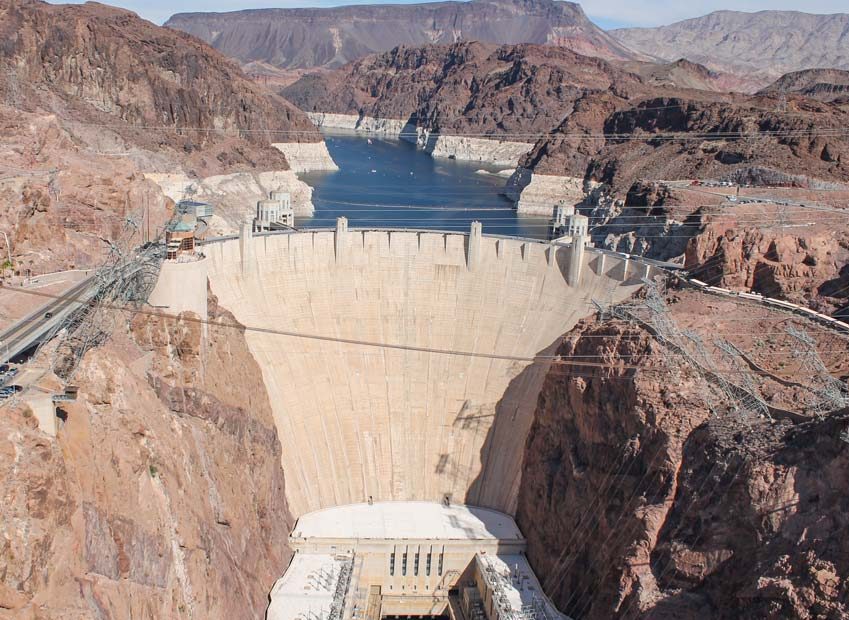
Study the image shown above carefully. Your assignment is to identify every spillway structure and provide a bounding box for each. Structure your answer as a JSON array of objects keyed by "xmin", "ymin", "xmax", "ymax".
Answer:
[{"xmin": 152, "ymin": 219, "xmax": 658, "ymax": 618}]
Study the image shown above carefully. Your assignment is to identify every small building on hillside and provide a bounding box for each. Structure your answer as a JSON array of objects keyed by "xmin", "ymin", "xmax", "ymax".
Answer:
[
  {"xmin": 176, "ymin": 200, "xmax": 214, "ymax": 219},
  {"xmin": 165, "ymin": 215, "xmax": 197, "ymax": 260},
  {"xmin": 165, "ymin": 200, "xmax": 215, "ymax": 260}
]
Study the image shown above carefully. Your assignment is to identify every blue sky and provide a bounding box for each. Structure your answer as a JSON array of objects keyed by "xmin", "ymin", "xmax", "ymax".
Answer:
[{"xmin": 51, "ymin": 0, "xmax": 849, "ymax": 29}]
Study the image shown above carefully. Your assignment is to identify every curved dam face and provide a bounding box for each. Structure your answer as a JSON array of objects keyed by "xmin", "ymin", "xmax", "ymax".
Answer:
[{"xmin": 205, "ymin": 228, "xmax": 647, "ymax": 518}]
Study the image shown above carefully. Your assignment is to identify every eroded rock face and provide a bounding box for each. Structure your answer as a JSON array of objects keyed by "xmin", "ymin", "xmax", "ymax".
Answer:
[
  {"xmin": 647, "ymin": 412, "xmax": 849, "ymax": 619},
  {"xmin": 759, "ymin": 69, "xmax": 849, "ymax": 104},
  {"xmin": 516, "ymin": 318, "xmax": 714, "ymax": 618},
  {"xmin": 0, "ymin": 0, "xmax": 330, "ymax": 274},
  {"xmin": 284, "ymin": 42, "xmax": 849, "ymax": 197},
  {"xmin": 685, "ymin": 216, "xmax": 849, "ymax": 316},
  {"xmin": 0, "ymin": 0, "xmax": 321, "ymax": 177},
  {"xmin": 166, "ymin": 0, "xmax": 637, "ymax": 71},
  {"xmin": 0, "ymin": 296, "xmax": 292, "ymax": 618},
  {"xmin": 516, "ymin": 295, "xmax": 849, "ymax": 619},
  {"xmin": 282, "ymin": 42, "xmax": 643, "ymax": 141}
]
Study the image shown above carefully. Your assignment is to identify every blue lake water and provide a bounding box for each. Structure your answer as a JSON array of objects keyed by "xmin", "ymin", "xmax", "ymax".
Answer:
[{"xmin": 297, "ymin": 133, "xmax": 550, "ymax": 239}]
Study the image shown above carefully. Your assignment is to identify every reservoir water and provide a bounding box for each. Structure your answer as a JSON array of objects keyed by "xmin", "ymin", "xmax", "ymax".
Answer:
[{"xmin": 298, "ymin": 133, "xmax": 550, "ymax": 239}]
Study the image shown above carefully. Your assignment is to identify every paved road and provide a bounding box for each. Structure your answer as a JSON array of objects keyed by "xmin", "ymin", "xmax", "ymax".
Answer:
[{"xmin": 0, "ymin": 276, "xmax": 96, "ymax": 362}]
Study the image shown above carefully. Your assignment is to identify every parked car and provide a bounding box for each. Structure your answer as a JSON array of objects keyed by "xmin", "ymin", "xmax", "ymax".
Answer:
[{"xmin": 0, "ymin": 385, "xmax": 22, "ymax": 398}]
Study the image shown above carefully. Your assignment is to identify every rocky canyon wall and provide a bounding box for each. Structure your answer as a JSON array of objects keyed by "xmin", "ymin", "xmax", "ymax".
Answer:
[
  {"xmin": 307, "ymin": 112, "xmax": 531, "ymax": 166},
  {"xmin": 516, "ymin": 289, "xmax": 849, "ymax": 618},
  {"xmin": 144, "ymin": 171, "xmax": 315, "ymax": 235},
  {"xmin": 0, "ymin": 297, "xmax": 293, "ymax": 619}
]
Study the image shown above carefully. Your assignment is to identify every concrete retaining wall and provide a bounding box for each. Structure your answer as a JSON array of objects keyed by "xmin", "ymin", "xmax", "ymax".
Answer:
[
  {"xmin": 206, "ymin": 230, "xmax": 650, "ymax": 517},
  {"xmin": 148, "ymin": 257, "xmax": 209, "ymax": 320}
]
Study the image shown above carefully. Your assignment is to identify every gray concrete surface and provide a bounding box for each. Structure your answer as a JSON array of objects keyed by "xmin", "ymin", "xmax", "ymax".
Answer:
[{"xmin": 206, "ymin": 228, "xmax": 652, "ymax": 518}]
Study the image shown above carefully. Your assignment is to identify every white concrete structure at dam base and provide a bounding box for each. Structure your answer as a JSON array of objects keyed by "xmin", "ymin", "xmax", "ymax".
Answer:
[
  {"xmin": 268, "ymin": 501, "xmax": 565, "ymax": 620},
  {"xmin": 291, "ymin": 501, "xmax": 522, "ymax": 542}
]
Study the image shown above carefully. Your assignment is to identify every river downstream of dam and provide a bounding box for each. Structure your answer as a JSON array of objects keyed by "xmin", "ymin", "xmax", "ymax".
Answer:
[{"xmin": 297, "ymin": 133, "xmax": 550, "ymax": 238}]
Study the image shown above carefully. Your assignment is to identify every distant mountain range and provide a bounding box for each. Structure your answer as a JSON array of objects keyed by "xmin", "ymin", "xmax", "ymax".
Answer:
[
  {"xmin": 612, "ymin": 10, "xmax": 849, "ymax": 85},
  {"xmin": 167, "ymin": 4, "xmax": 849, "ymax": 89},
  {"xmin": 165, "ymin": 0, "xmax": 638, "ymax": 70}
]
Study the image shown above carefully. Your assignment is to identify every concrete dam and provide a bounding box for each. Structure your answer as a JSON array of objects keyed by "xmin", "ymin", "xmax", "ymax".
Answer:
[{"xmin": 153, "ymin": 222, "xmax": 656, "ymax": 618}]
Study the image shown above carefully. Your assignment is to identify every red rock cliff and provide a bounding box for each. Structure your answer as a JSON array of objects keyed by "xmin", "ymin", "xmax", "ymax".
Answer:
[
  {"xmin": 516, "ymin": 290, "xmax": 849, "ymax": 618},
  {"xmin": 0, "ymin": 295, "xmax": 292, "ymax": 618}
]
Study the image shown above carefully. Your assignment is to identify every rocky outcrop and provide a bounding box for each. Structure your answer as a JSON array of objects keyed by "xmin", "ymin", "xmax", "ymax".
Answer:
[
  {"xmin": 584, "ymin": 181, "xmax": 705, "ymax": 260},
  {"xmin": 0, "ymin": 297, "xmax": 292, "ymax": 618},
  {"xmin": 283, "ymin": 42, "xmax": 638, "ymax": 173},
  {"xmin": 271, "ymin": 142, "xmax": 339, "ymax": 172},
  {"xmin": 166, "ymin": 0, "xmax": 638, "ymax": 70},
  {"xmin": 621, "ymin": 58, "xmax": 752, "ymax": 93},
  {"xmin": 285, "ymin": 42, "xmax": 849, "ymax": 212},
  {"xmin": 517, "ymin": 316, "xmax": 715, "ymax": 618},
  {"xmin": 0, "ymin": 0, "xmax": 332, "ymax": 274},
  {"xmin": 522, "ymin": 95, "xmax": 849, "ymax": 198},
  {"xmin": 0, "ymin": 107, "xmax": 175, "ymax": 275},
  {"xmin": 684, "ymin": 212, "xmax": 849, "ymax": 316},
  {"xmin": 759, "ymin": 69, "xmax": 849, "ymax": 103},
  {"xmin": 283, "ymin": 42, "xmax": 644, "ymax": 139},
  {"xmin": 517, "ymin": 290, "xmax": 849, "ymax": 618},
  {"xmin": 0, "ymin": 0, "xmax": 323, "ymax": 178},
  {"xmin": 612, "ymin": 10, "xmax": 849, "ymax": 88}
]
